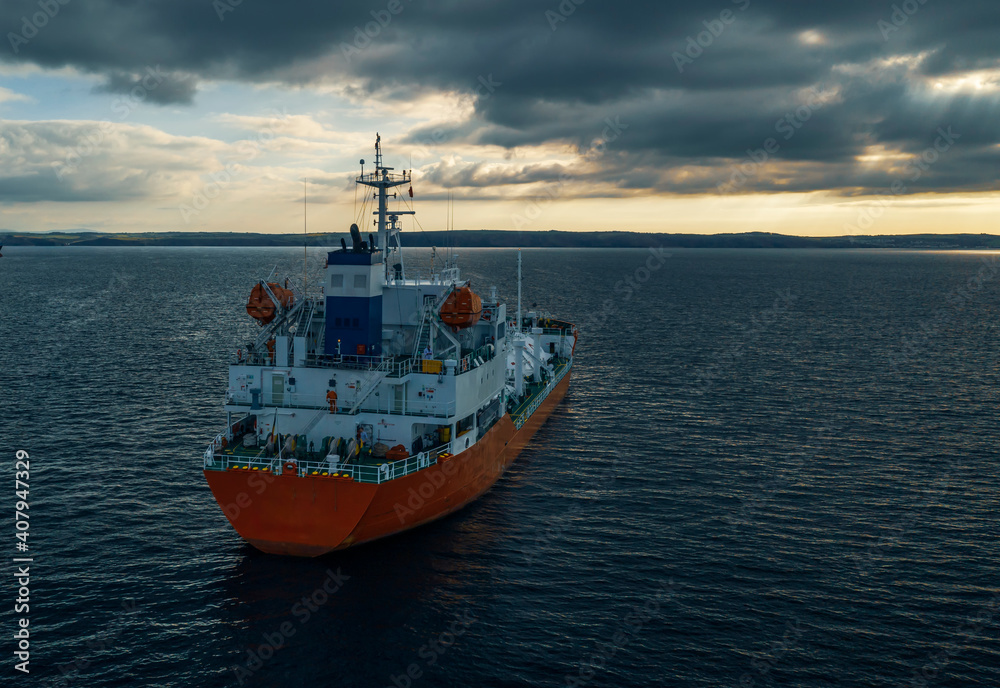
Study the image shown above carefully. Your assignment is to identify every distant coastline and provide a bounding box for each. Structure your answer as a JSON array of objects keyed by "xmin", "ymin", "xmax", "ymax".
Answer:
[{"xmin": 3, "ymin": 230, "xmax": 1000, "ymax": 250}]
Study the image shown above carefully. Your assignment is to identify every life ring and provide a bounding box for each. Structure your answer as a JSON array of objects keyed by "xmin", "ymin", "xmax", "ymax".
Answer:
[
  {"xmin": 283, "ymin": 459, "xmax": 298, "ymax": 476},
  {"xmin": 461, "ymin": 358, "xmax": 469, "ymax": 372}
]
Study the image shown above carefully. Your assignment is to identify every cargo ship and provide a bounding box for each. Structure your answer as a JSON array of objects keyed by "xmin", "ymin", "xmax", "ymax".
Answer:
[{"xmin": 203, "ymin": 135, "xmax": 576, "ymax": 556}]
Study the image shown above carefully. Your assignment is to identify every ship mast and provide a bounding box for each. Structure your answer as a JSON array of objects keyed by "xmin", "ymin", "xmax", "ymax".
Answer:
[
  {"xmin": 356, "ymin": 134, "xmax": 413, "ymax": 282},
  {"xmin": 303, "ymin": 177, "xmax": 308, "ymax": 297},
  {"xmin": 517, "ymin": 249, "xmax": 522, "ymax": 333}
]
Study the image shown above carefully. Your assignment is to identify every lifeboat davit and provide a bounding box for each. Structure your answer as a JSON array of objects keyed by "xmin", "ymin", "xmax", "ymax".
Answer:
[
  {"xmin": 246, "ymin": 282, "xmax": 295, "ymax": 325},
  {"xmin": 439, "ymin": 285, "xmax": 483, "ymax": 330}
]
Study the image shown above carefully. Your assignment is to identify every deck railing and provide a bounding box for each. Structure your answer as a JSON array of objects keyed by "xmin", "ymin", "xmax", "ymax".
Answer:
[
  {"xmin": 237, "ymin": 348, "xmax": 496, "ymax": 379},
  {"xmin": 457, "ymin": 342, "xmax": 498, "ymax": 375},
  {"xmin": 224, "ymin": 391, "xmax": 456, "ymax": 418},
  {"xmin": 205, "ymin": 440, "xmax": 454, "ymax": 484},
  {"xmin": 510, "ymin": 361, "xmax": 572, "ymax": 430}
]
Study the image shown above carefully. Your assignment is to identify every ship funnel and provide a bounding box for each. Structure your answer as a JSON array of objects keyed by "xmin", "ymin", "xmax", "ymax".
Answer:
[{"xmin": 350, "ymin": 223, "xmax": 363, "ymax": 251}]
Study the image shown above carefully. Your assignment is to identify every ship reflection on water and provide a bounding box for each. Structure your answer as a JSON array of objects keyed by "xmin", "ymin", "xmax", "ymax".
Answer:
[{"xmin": 218, "ymin": 497, "xmax": 514, "ymax": 686}]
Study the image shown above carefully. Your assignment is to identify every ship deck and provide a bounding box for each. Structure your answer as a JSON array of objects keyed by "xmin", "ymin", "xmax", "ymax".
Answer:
[
  {"xmin": 509, "ymin": 358, "xmax": 570, "ymax": 429},
  {"xmin": 207, "ymin": 356, "xmax": 572, "ymax": 482},
  {"xmin": 209, "ymin": 438, "xmax": 453, "ymax": 483}
]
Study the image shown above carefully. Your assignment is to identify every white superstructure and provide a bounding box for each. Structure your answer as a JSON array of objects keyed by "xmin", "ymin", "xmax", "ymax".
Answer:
[{"xmin": 214, "ymin": 136, "xmax": 575, "ymax": 476}]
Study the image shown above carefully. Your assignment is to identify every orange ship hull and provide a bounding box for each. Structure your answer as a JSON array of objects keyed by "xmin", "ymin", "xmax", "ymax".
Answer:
[{"xmin": 204, "ymin": 370, "xmax": 571, "ymax": 556}]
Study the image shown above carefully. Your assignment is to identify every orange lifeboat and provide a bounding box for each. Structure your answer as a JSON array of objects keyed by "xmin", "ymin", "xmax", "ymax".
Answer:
[
  {"xmin": 246, "ymin": 282, "xmax": 295, "ymax": 325},
  {"xmin": 439, "ymin": 285, "xmax": 482, "ymax": 330}
]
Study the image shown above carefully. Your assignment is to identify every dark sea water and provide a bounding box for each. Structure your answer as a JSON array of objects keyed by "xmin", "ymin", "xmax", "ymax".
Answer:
[{"xmin": 2, "ymin": 246, "xmax": 999, "ymax": 688}]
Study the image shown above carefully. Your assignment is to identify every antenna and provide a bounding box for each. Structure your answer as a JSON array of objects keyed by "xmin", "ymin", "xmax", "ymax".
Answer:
[{"xmin": 447, "ymin": 192, "xmax": 455, "ymax": 266}]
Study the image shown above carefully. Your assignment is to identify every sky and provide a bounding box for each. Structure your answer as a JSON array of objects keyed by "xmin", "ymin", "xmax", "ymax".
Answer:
[{"xmin": 0, "ymin": 0, "xmax": 998, "ymax": 236}]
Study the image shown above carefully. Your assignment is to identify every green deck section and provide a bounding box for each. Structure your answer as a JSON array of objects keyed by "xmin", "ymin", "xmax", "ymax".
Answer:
[
  {"xmin": 509, "ymin": 358, "xmax": 570, "ymax": 428},
  {"xmin": 510, "ymin": 381, "xmax": 548, "ymax": 418}
]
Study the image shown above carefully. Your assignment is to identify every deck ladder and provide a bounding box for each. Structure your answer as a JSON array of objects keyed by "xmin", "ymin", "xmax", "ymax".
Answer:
[{"xmin": 347, "ymin": 358, "xmax": 394, "ymax": 414}]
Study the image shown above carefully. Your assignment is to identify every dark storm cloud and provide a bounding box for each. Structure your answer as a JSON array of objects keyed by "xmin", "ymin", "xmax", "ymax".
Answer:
[
  {"xmin": 419, "ymin": 160, "xmax": 571, "ymax": 189},
  {"xmin": 93, "ymin": 71, "xmax": 199, "ymax": 106},
  {"xmin": 3, "ymin": 0, "xmax": 1000, "ymax": 196}
]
